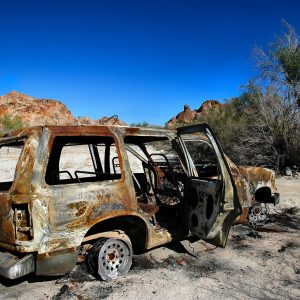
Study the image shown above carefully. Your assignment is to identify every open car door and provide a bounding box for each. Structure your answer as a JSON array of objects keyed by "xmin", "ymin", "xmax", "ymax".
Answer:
[{"xmin": 177, "ymin": 124, "xmax": 242, "ymax": 247}]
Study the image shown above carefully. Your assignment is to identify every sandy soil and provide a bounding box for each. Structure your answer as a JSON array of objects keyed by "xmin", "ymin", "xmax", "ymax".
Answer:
[{"xmin": 0, "ymin": 176, "xmax": 299, "ymax": 300}]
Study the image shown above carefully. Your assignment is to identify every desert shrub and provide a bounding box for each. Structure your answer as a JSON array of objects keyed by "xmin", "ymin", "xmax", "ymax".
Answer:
[
  {"xmin": 251, "ymin": 21, "xmax": 300, "ymax": 170},
  {"xmin": 227, "ymin": 83, "xmax": 286, "ymax": 169},
  {"xmin": 169, "ymin": 80, "xmax": 299, "ymax": 172},
  {"xmin": 168, "ymin": 22, "xmax": 300, "ymax": 172},
  {"xmin": 0, "ymin": 114, "xmax": 25, "ymax": 134},
  {"xmin": 130, "ymin": 121, "xmax": 163, "ymax": 128}
]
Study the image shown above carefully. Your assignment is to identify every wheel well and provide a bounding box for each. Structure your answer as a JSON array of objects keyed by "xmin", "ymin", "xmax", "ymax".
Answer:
[
  {"xmin": 83, "ymin": 216, "xmax": 147, "ymax": 253},
  {"xmin": 254, "ymin": 187, "xmax": 272, "ymax": 203}
]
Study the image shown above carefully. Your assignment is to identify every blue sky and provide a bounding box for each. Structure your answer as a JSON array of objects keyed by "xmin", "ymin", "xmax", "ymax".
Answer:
[{"xmin": 0, "ymin": 0, "xmax": 299, "ymax": 125}]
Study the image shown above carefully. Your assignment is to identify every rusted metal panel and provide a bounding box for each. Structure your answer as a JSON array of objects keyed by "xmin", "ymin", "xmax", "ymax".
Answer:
[
  {"xmin": 16, "ymin": 126, "xmax": 145, "ymax": 255},
  {"xmin": 0, "ymin": 124, "xmax": 279, "ymax": 279},
  {"xmin": 12, "ymin": 131, "xmax": 41, "ymax": 195},
  {"xmin": 146, "ymin": 226, "xmax": 172, "ymax": 249},
  {"xmin": 0, "ymin": 194, "xmax": 15, "ymax": 244},
  {"xmin": 36, "ymin": 247, "xmax": 78, "ymax": 276},
  {"xmin": 239, "ymin": 166, "xmax": 276, "ymax": 193},
  {"xmin": 82, "ymin": 230, "xmax": 131, "ymax": 243}
]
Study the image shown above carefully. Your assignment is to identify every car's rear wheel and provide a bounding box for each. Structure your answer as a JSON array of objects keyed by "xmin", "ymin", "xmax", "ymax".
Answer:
[{"xmin": 87, "ymin": 237, "xmax": 132, "ymax": 280}]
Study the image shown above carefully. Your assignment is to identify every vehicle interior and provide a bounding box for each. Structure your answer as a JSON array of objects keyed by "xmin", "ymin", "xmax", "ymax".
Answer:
[
  {"xmin": 123, "ymin": 135, "xmax": 188, "ymax": 235},
  {"xmin": 45, "ymin": 136, "xmax": 122, "ymax": 185},
  {"xmin": 179, "ymin": 133, "xmax": 220, "ymax": 180},
  {"xmin": 44, "ymin": 133, "xmax": 221, "ymax": 238}
]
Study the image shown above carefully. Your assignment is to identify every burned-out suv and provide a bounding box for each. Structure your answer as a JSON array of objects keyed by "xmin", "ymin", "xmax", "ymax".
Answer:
[{"xmin": 0, "ymin": 124, "xmax": 279, "ymax": 280}]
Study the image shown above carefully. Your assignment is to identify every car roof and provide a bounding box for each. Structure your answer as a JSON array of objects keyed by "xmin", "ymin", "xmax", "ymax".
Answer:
[{"xmin": 0, "ymin": 125, "xmax": 177, "ymax": 139}]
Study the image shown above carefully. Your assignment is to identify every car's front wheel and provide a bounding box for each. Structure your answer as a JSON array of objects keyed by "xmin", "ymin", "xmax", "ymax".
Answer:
[{"xmin": 87, "ymin": 237, "xmax": 132, "ymax": 280}]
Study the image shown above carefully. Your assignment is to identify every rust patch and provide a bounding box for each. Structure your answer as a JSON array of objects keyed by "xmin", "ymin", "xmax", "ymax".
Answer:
[
  {"xmin": 0, "ymin": 195, "xmax": 15, "ymax": 244},
  {"xmin": 67, "ymin": 201, "xmax": 88, "ymax": 217},
  {"xmin": 235, "ymin": 207, "xmax": 249, "ymax": 224}
]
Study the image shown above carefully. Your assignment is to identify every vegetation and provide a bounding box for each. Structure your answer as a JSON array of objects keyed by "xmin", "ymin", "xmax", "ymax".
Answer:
[
  {"xmin": 0, "ymin": 114, "xmax": 25, "ymax": 134},
  {"xmin": 130, "ymin": 121, "xmax": 163, "ymax": 128},
  {"xmin": 169, "ymin": 22, "xmax": 300, "ymax": 172}
]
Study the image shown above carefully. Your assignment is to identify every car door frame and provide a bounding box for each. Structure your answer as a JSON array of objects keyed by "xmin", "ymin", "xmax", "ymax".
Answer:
[{"xmin": 177, "ymin": 124, "xmax": 242, "ymax": 247}]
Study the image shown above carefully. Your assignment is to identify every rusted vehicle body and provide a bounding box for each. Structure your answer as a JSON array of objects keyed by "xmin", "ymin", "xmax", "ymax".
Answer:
[
  {"xmin": 0, "ymin": 124, "xmax": 279, "ymax": 280},
  {"xmin": 228, "ymin": 161, "xmax": 279, "ymax": 225}
]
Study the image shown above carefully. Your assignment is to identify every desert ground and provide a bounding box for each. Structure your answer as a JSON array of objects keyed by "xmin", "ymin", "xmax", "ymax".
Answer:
[{"xmin": 0, "ymin": 176, "xmax": 299, "ymax": 300}]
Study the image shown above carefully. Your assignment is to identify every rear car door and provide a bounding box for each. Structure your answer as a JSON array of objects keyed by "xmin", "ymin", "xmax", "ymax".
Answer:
[
  {"xmin": 177, "ymin": 124, "xmax": 242, "ymax": 247},
  {"xmin": 0, "ymin": 138, "xmax": 26, "ymax": 245}
]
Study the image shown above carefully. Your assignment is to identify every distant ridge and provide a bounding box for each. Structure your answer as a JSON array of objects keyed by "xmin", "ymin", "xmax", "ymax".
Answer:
[{"xmin": 0, "ymin": 91, "xmax": 127, "ymax": 128}]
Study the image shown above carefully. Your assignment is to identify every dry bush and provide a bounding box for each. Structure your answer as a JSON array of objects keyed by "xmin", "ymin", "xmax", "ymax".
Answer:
[
  {"xmin": 170, "ymin": 22, "xmax": 300, "ymax": 172},
  {"xmin": 0, "ymin": 114, "xmax": 25, "ymax": 134}
]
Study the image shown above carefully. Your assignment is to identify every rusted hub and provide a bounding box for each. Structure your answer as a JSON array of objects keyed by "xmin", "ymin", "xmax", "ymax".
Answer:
[
  {"xmin": 106, "ymin": 250, "xmax": 117, "ymax": 262},
  {"xmin": 248, "ymin": 204, "xmax": 269, "ymax": 226},
  {"xmin": 253, "ymin": 206, "xmax": 261, "ymax": 215}
]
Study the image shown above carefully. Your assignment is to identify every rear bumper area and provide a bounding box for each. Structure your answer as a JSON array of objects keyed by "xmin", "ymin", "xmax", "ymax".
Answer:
[{"xmin": 0, "ymin": 251, "xmax": 35, "ymax": 279}]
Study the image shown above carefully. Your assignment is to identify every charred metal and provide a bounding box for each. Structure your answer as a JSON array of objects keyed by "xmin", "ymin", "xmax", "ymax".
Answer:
[{"xmin": 0, "ymin": 124, "xmax": 279, "ymax": 280}]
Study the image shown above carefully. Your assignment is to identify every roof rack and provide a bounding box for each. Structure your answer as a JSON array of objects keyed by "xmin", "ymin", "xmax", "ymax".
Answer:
[{"xmin": 99, "ymin": 115, "xmax": 119, "ymax": 125}]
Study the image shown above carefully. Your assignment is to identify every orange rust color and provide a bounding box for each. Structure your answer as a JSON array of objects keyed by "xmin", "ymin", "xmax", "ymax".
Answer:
[
  {"xmin": 235, "ymin": 207, "xmax": 249, "ymax": 224},
  {"xmin": 0, "ymin": 124, "xmax": 278, "ymax": 279}
]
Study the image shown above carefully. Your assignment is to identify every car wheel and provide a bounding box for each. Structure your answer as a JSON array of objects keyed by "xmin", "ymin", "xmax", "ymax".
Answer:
[{"xmin": 87, "ymin": 237, "xmax": 132, "ymax": 280}]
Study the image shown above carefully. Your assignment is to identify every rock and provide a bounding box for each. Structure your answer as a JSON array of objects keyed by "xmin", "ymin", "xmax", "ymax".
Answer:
[
  {"xmin": 284, "ymin": 167, "xmax": 293, "ymax": 176},
  {"xmin": 166, "ymin": 104, "xmax": 197, "ymax": 127},
  {"xmin": 0, "ymin": 91, "xmax": 127, "ymax": 130},
  {"xmin": 0, "ymin": 91, "xmax": 76, "ymax": 127},
  {"xmin": 196, "ymin": 100, "xmax": 222, "ymax": 113},
  {"xmin": 166, "ymin": 100, "xmax": 222, "ymax": 128}
]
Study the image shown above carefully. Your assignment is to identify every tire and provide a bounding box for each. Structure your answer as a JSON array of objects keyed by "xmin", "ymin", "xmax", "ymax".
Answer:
[{"xmin": 87, "ymin": 237, "xmax": 132, "ymax": 281}]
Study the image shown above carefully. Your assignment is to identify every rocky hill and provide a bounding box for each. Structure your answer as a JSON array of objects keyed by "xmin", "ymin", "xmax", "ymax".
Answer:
[
  {"xmin": 0, "ymin": 91, "xmax": 127, "ymax": 128},
  {"xmin": 0, "ymin": 91, "xmax": 222, "ymax": 130},
  {"xmin": 166, "ymin": 100, "xmax": 222, "ymax": 128}
]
